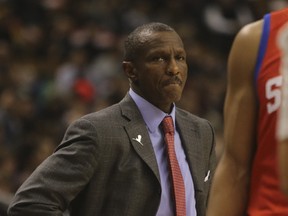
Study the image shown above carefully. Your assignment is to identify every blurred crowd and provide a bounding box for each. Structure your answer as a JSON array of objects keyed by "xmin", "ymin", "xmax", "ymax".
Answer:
[{"xmin": 0, "ymin": 0, "xmax": 287, "ymax": 212}]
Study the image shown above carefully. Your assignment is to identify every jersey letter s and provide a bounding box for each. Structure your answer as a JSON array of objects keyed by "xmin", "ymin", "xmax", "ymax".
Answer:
[{"xmin": 265, "ymin": 76, "xmax": 282, "ymax": 114}]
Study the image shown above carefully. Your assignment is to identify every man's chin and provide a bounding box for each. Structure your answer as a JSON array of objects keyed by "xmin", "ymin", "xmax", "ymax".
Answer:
[{"xmin": 165, "ymin": 92, "xmax": 182, "ymax": 103}]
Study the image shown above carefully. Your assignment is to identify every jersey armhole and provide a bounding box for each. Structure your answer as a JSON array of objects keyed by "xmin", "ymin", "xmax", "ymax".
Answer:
[{"xmin": 254, "ymin": 14, "xmax": 271, "ymax": 86}]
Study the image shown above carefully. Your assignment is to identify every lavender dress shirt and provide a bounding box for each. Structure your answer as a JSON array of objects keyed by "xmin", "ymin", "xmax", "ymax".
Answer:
[{"xmin": 129, "ymin": 89, "xmax": 196, "ymax": 216}]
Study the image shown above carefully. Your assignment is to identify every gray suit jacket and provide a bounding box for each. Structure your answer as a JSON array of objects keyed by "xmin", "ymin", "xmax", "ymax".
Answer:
[{"xmin": 8, "ymin": 94, "xmax": 216, "ymax": 216}]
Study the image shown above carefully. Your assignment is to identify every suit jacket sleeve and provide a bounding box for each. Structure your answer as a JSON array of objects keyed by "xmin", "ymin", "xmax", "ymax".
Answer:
[{"xmin": 8, "ymin": 118, "xmax": 99, "ymax": 216}]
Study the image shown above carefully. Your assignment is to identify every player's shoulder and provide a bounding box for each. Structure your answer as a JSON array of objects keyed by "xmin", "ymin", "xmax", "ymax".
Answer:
[
  {"xmin": 236, "ymin": 19, "xmax": 263, "ymax": 44},
  {"xmin": 229, "ymin": 19, "xmax": 264, "ymax": 60}
]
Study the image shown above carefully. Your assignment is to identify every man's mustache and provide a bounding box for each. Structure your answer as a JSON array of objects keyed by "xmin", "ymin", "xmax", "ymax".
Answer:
[{"xmin": 163, "ymin": 76, "xmax": 183, "ymax": 86}]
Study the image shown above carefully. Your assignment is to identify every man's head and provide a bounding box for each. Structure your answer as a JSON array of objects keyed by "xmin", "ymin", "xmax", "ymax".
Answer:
[{"xmin": 123, "ymin": 22, "xmax": 188, "ymax": 113}]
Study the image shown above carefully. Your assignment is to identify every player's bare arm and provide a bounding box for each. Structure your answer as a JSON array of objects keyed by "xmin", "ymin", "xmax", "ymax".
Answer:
[{"xmin": 207, "ymin": 20, "xmax": 263, "ymax": 216}]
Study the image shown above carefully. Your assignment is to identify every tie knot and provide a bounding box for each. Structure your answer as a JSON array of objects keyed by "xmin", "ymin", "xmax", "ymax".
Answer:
[{"xmin": 161, "ymin": 116, "xmax": 174, "ymax": 134}]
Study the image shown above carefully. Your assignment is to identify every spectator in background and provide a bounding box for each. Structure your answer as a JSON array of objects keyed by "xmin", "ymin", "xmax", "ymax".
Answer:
[
  {"xmin": 202, "ymin": 0, "xmax": 254, "ymax": 54},
  {"xmin": 0, "ymin": 147, "xmax": 15, "ymax": 216}
]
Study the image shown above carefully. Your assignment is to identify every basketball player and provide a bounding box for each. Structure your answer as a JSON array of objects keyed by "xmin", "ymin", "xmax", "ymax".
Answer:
[{"xmin": 207, "ymin": 7, "xmax": 288, "ymax": 215}]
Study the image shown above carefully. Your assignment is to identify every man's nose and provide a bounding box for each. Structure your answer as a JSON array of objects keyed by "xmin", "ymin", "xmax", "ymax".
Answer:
[{"xmin": 166, "ymin": 58, "xmax": 180, "ymax": 75}]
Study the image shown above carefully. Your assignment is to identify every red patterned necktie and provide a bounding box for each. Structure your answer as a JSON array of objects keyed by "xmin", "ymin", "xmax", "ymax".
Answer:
[{"xmin": 161, "ymin": 116, "xmax": 186, "ymax": 216}]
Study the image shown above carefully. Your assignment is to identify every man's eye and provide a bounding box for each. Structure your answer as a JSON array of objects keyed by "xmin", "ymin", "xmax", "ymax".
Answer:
[
  {"xmin": 153, "ymin": 57, "xmax": 165, "ymax": 62},
  {"xmin": 176, "ymin": 56, "xmax": 185, "ymax": 61}
]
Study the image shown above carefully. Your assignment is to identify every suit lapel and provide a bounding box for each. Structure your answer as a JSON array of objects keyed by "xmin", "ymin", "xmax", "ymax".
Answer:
[
  {"xmin": 120, "ymin": 94, "xmax": 161, "ymax": 182},
  {"xmin": 176, "ymin": 111, "xmax": 203, "ymax": 192}
]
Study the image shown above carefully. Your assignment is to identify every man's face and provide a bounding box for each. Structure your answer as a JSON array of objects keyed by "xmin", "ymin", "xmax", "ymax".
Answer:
[{"xmin": 130, "ymin": 31, "xmax": 188, "ymax": 112}]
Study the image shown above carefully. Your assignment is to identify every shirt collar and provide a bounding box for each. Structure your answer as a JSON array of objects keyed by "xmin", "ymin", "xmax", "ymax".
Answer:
[{"xmin": 129, "ymin": 88, "xmax": 176, "ymax": 133}]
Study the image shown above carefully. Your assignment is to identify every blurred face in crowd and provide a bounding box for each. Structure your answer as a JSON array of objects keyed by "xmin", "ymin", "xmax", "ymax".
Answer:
[{"xmin": 123, "ymin": 30, "xmax": 188, "ymax": 113}]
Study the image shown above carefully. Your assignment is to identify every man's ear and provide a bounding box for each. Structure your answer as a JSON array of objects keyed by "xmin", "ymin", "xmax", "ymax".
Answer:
[{"xmin": 122, "ymin": 61, "xmax": 138, "ymax": 82}]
